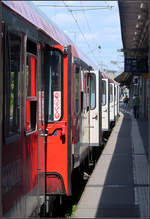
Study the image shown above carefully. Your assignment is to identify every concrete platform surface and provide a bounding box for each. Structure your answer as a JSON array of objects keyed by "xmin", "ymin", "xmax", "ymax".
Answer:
[{"xmin": 73, "ymin": 111, "xmax": 149, "ymax": 218}]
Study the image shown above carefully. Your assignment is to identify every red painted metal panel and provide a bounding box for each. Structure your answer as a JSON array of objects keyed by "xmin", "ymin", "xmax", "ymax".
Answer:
[
  {"xmin": 46, "ymin": 46, "xmax": 70, "ymax": 195},
  {"xmin": 2, "ymin": 138, "xmax": 23, "ymax": 214}
]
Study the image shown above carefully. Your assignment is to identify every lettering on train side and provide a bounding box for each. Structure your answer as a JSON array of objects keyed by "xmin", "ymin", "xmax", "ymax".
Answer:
[{"xmin": 53, "ymin": 91, "xmax": 61, "ymax": 121}]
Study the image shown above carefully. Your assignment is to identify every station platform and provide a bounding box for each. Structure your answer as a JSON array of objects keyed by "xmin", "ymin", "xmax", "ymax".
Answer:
[{"xmin": 73, "ymin": 110, "xmax": 149, "ymax": 218}]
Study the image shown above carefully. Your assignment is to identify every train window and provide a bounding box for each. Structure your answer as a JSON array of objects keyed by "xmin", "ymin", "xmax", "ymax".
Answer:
[
  {"xmin": 75, "ymin": 66, "xmax": 80, "ymax": 114},
  {"xmin": 115, "ymin": 86, "xmax": 117, "ymax": 101},
  {"xmin": 5, "ymin": 32, "xmax": 21, "ymax": 138},
  {"xmin": 86, "ymin": 74, "xmax": 90, "ymax": 111},
  {"xmin": 26, "ymin": 54, "xmax": 37, "ymax": 132},
  {"xmin": 27, "ymin": 40, "xmax": 37, "ymax": 55},
  {"xmin": 82, "ymin": 73, "xmax": 88, "ymax": 111},
  {"xmin": 45, "ymin": 49, "xmax": 63, "ymax": 122},
  {"xmin": 114, "ymin": 86, "xmax": 116, "ymax": 102},
  {"xmin": 26, "ymin": 56, "xmax": 37, "ymax": 97},
  {"xmin": 102, "ymin": 80, "xmax": 106, "ymax": 106},
  {"xmin": 90, "ymin": 74, "xmax": 96, "ymax": 110},
  {"xmin": 109, "ymin": 84, "xmax": 113, "ymax": 103}
]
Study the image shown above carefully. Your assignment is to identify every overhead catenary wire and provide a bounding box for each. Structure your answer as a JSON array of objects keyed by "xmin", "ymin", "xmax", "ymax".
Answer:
[
  {"xmin": 62, "ymin": 1, "xmax": 101, "ymax": 66},
  {"xmin": 68, "ymin": 6, "xmax": 113, "ymax": 12},
  {"xmin": 36, "ymin": 1, "xmax": 114, "ymax": 68},
  {"xmin": 79, "ymin": 1, "xmax": 93, "ymax": 36},
  {"xmin": 79, "ymin": 2, "xmax": 102, "ymax": 53},
  {"xmin": 79, "ymin": 1, "xmax": 103, "ymax": 66},
  {"xmin": 36, "ymin": 4, "xmax": 113, "ymax": 8}
]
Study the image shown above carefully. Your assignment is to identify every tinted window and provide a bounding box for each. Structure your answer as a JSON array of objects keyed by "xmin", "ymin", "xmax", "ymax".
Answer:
[
  {"xmin": 45, "ymin": 50, "xmax": 63, "ymax": 122},
  {"xmin": 109, "ymin": 84, "xmax": 113, "ymax": 103},
  {"xmin": 26, "ymin": 56, "xmax": 37, "ymax": 97},
  {"xmin": 75, "ymin": 66, "xmax": 80, "ymax": 114},
  {"xmin": 90, "ymin": 74, "xmax": 96, "ymax": 110},
  {"xmin": 5, "ymin": 32, "xmax": 21, "ymax": 137},
  {"xmin": 102, "ymin": 80, "xmax": 106, "ymax": 106},
  {"xmin": 26, "ymin": 54, "xmax": 37, "ymax": 132},
  {"xmin": 115, "ymin": 86, "xmax": 117, "ymax": 101}
]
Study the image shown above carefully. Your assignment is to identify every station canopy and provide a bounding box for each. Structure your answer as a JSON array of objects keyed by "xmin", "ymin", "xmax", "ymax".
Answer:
[{"xmin": 117, "ymin": 0, "xmax": 149, "ymax": 85}]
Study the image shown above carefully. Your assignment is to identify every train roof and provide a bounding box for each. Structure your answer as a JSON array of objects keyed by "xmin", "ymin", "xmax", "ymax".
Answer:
[
  {"xmin": 2, "ymin": 1, "xmax": 98, "ymax": 69},
  {"xmin": 102, "ymin": 72, "xmax": 114, "ymax": 83},
  {"xmin": 102, "ymin": 72, "xmax": 120, "ymax": 86}
]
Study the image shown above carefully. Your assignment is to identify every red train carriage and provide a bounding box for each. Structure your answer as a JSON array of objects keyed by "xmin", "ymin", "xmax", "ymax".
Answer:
[
  {"xmin": 0, "ymin": 1, "xmax": 100, "ymax": 217},
  {"xmin": 1, "ymin": 11, "xmax": 46, "ymax": 217}
]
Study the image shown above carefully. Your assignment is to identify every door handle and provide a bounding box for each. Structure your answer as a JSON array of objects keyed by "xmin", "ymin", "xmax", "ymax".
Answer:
[
  {"xmin": 104, "ymin": 109, "xmax": 107, "ymax": 112},
  {"xmin": 39, "ymin": 133, "xmax": 48, "ymax": 137},
  {"xmin": 92, "ymin": 115, "xmax": 98, "ymax": 120},
  {"xmin": 39, "ymin": 128, "xmax": 48, "ymax": 137},
  {"xmin": 46, "ymin": 122, "xmax": 66, "ymax": 143}
]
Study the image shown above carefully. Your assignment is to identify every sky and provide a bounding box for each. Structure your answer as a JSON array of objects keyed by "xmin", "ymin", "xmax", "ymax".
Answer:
[{"xmin": 32, "ymin": 1, "xmax": 124, "ymax": 77}]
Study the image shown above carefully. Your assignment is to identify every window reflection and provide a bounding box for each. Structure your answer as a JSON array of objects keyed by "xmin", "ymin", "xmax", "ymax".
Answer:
[
  {"xmin": 90, "ymin": 75, "xmax": 96, "ymax": 110},
  {"xmin": 110, "ymin": 84, "xmax": 113, "ymax": 103},
  {"xmin": 5, "ymin": 32, "xmax": 21, "ymax": 137},
  {"xmin": 102, "ymin": 80, "xmax": 106, "ymax": 106},
  {"xmin": 26, "ymin": 54, "xmax": 37, "ymax": 132},
  {"xmin": 45, "ymin": 49, "xmax": 62, "ymax": 122},
  {"xmin": 75, "ymin": 66, "xmax": 80, "ymax": 114}
]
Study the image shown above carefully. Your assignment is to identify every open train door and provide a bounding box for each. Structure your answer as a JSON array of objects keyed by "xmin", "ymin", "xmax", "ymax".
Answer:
[
  {"xmin": 36, "ymin": 44, "xmax": 46, "ymax": 197},
  {"xmin": 79, "ymin": 71, "xmax": 89, "ymax": 167},
  {"xmin": 109, "ymin": 83, "xmax": 115, "ymax": 122},
  {"xmin": 88, "ymin": 70, "xmax": 102, "ymax": 147},
  {"xmin": 114, "ymin": 84, "xmax": 118, "ymax": 117},
  {"xmin": 102, "ymin": 78, "xmax": 110, "ymax": 131},
  {"xmin": 44, "ymin": 45, "xmax": 72, "ymax": 197},
  {"xmin": 118, "ymin": 86, "xmax": 120, "ymax": 113}
]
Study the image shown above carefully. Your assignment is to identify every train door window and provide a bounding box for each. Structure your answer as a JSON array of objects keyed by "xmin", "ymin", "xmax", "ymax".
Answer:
[
  {"xmin": 80, "ymin": 70, "xmax": 84, "ymax": 112},
  {"xmin": 114, "ymin": 86, "xmax": 116, "ymax": 102},
  {"xmin": 81, "ymin": 91, "xmax": 83, "ymax": 112},
  {"xmin": 86, "ymin": 74, "xmax": 90, "ymax": 111},
  {"xmin": 90, "ymin": 74, "xmax": 96, "ymax": 110},
  {"xmin": 109, "ymin": 84, "xmax": 113, "ymax": 103},
  {"xmin": 26, "ymin": 53, "xmax": 37, "ymax": 133},
  {"xmin": 5, "ymin": 32, "xmax": 21, "ymax": 138},
  {"xmin": 45, "ymin": 49, "xmax": 63, "ymax": 122},
  {"xmin": 82, "ymin": 73, "xmax": 87, "ymax": 111},
  {"xmin": 115, "ymin": 86, "xmax": 117, "ymax": 101},
  {"xmin": 102, "ymin": 80, "xmax": 106, "ymax": 106},
  {"xmin": 75, "ymin": 66, "xmax": 80, "ymax": 114}
]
